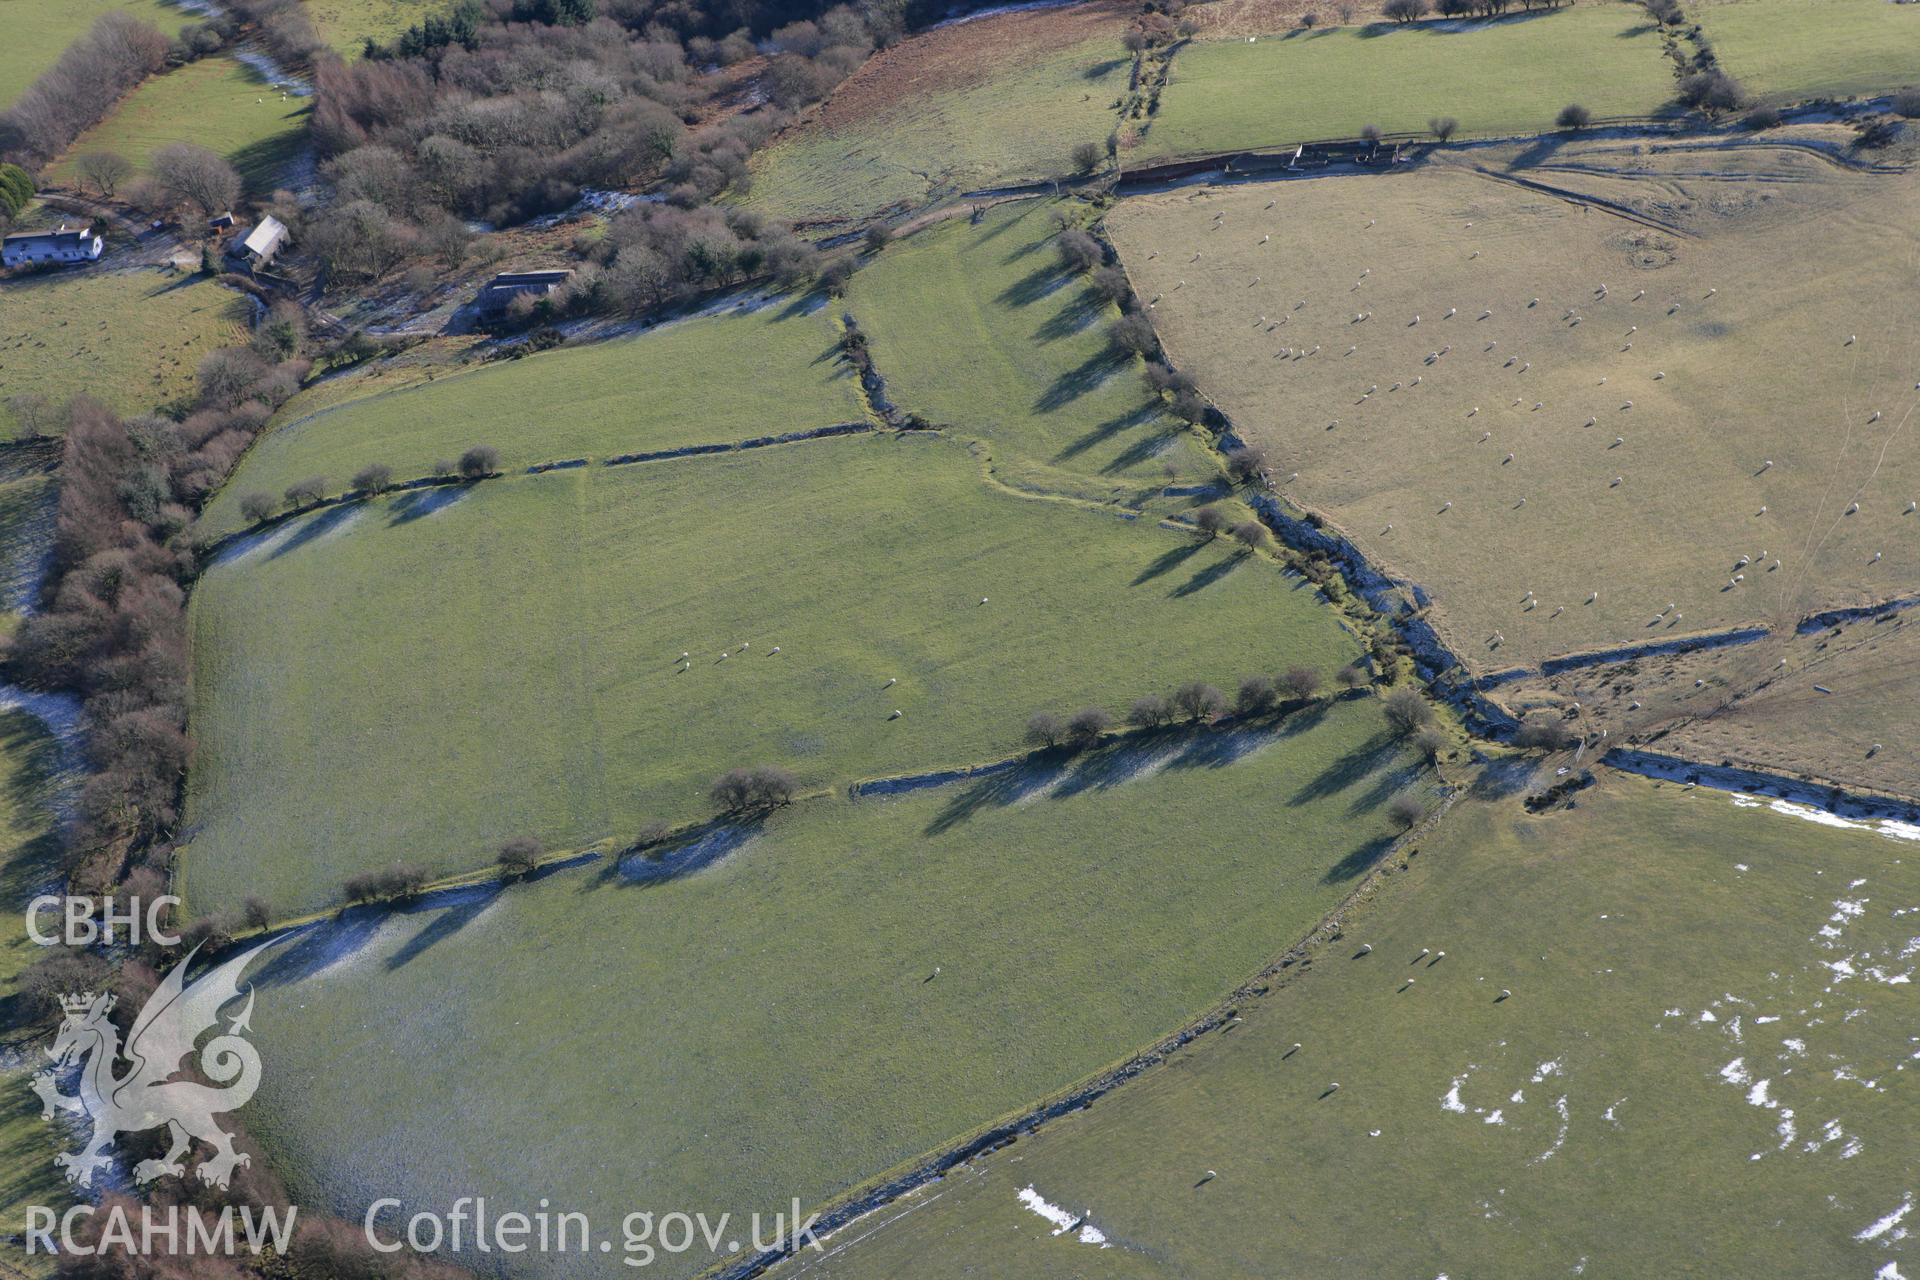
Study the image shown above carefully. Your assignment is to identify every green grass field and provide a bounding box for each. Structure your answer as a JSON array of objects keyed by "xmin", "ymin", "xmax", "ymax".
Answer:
[
  {"xmin": 197, "ymin": 296, "xmax": 863, "ymax": 538},
  {"xmin": 244, "ymin": 694, "xmax": 1420, "ymax": 1280},
  {"xmin": 0, "ymin": 269, "xmax": 250, "ymax": 440},
  {"xmin": 778, "ymin": 771, "xmax": 1920, "ymax": 1278},
  {"xmin": 0, "ymin": 705, "xmax": 74, "ymax": 1248},
  {"xmin": 183, "ymin": 432, "xmax": 1361, "ymax": 919},
  {"xmin": 745, "ymin": 3, "xmax": 1132, "ymax": 226},
  {"xmin": 49, "ymin": 56, "xmax": 310, "ymax": 192},
  {"xmin": 0, "ymin": 708, "xmax": 66, "ymax": 1000},
  {"xmin": 0, "ymin": 0, "xmax": 187, "ymax": 109},
  {"xmin": 1697, "ymin": 0, "xmax": 1920, "ymax": 103},
  {"xmin": 1107, "ymin": 145, "xmax": 1920, "ymax": 673},
  {"xmin": 0, "ymin": 445, "xmax": 58, "ymax": 626},
  {"xmin": 848, "ymin": 201, "xmax": 1215, "ymax": 503},
  {"xmin": 1140, "ymin": 4, "xmax": 1676, "ymax": 159},
  {"xmin": 304, "ymin": 0, "xmax": 444, "ymax": 53}
]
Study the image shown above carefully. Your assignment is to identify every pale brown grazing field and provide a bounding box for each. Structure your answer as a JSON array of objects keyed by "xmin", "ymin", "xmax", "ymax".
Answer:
[{"xmin": 1108, "ymin": 136, "xmax": 1920, "ymax": 678}]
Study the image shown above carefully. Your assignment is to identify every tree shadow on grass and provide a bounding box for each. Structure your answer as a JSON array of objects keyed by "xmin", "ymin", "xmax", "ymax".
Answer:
[
  {"xmin": 1170, "ymin": 549, "xmax": 1245, "ymax": 598},
  {"xmin": 252, "ymin": 912, "xmax": 388, "ymax": 989},
  {"xmin": 383, "ymin": 882, "xmax": 506, "ymax": 971},
  {"xmin": 1102, "ymin": 425, "xmax": 1184, "ymax": 476},
  {"xmin": 267, "ymin": 502, "xmax": 359, "ymax": 559},
  {"xmin": 598, "ymin": 817, "xmax": 764, "ymax": 889},
  {"xmin": 1085, "ymin": 57, "xmax": 1129, "ymax": 78},
  {"xmin": 1322, "ymin": 833, "xmax": 1396, "ymax": 883},
  {"xmin": 925, "ymin": 712, "xmax": 1333, "ymax": 835},
  {"xmin": 1032, "ymin": 287, "xmax": 1106, "ymax": 344},
  {"xmin": 1035, "ymin": 348, "xmax": 1129, "ymax": 414},
  {"xmin": 227, "ymin": 116, "xmax": 312, "ymax": 195},
  {"xmin": 1053, "ymin": 401, "xmax": 1160, "ymax": 465},
  {"xmin": 1131, "ymin": 537, "xmax": 1206, "ymax": 585},
  {"xmin": 1288, "ymin": 730, "xmax": 1400, "ymax": 809},
  {"xmin": 923, "ymin": 757, "xmax": 1072, "ymax": 837},
  {"xmin": 776, "ymin": 288, "xmax": 831, "ymax": 322},
  {"xmin": 998, "ymin": 259, "xmax": 1075, "ymax": 310},
  {"xmin": 388, "ymin": 485, "xmax": 467, "ymax": 525}
]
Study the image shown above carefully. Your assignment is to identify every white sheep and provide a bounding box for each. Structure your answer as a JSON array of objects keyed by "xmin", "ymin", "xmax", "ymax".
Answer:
[
  {"xmin": 1587, "ymin": 591, "xmax": 1598, "ymax": 603},
  {"xmin": 1653, "ymin": 371, "xmax": 1665, "ymax": 380},
  {"xmin": 1445, "ymin": 307, "xmax": 1457, "ymax": 318}
]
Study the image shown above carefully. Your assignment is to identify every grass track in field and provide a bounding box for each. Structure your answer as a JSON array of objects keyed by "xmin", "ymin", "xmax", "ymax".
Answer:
[
  {"xmin": 0, "ymin": 270, "xmax": 250, "ymax": 439},
  {"xmin": 745, "ymin": 4, "xmax": 1133, "ymax": 226},
  {"xmin": 183, "ymin": 432, "xmax": 1361, "ymax": 918},
  {"xmin": 1106, "ymin": 147, "xmax": 1920, "ymax": 673},
  {"xmin": 244, "ymin": 694, "xmax": 1421, "ymax": 1280},
  {"xmin": 197, "ymin": 294, "xmax": 863, "ymax": 538},
  {"xmin": 1697, "ymin": 0, "xmax": 1920, "ymax": 104},
  {"xmin": 848, "ymin": 200, "xmax": 1216, "ymax": 502},
  {"xmin": 1141, "ymin": 3, "xmax": 1676, "ymax": 159},
  {"xmin": 775, "ymin": 771, "xmax": 1920, "ymax": 1279},
  {"xmin": 49, "ymin": 57, "xmax": 310, "ymax": 192},
  {"xmin": 0, "ymin": 0, "xmax": 187, "ymax": 109}
]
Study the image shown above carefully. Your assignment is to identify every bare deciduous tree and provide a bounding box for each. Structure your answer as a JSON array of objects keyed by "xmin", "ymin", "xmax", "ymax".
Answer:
[
  {"xmin": 352, "ymin": 463, "xmax": 394, "ymax": 493},
  {"xmin": 1282, "ymin": 666, "xmax": 1323, "ymax": 700},
  {"xmin": 1383, "ymin": 687, "xmax": 1433, "ymax": 736},
  {"xmin": 458, "ymin": 445, "xmax": 500, "ymax": 479},
  {"xmin": 1236, "ymin": 675, "xmax": 1278, "ymax": 715},
  {"xmin": 150, "ymin": 143, "xmax": 240, "ymax": 218},
  {"xmin": 1026, "ymin": 711, "xmax": 1067, "ymax": 749},
  {"xmin": 710, "ymin": 764, "xmax": 799, "ymax": 812},
  {"xmin": 1173, "ymin": 681, "xmax": 1227, "ymax": 723},
  {"xmin": 1556, "ymin": 103, "xmax": 1592, "ymax": 130},
  {"xmin": 1388, "ymin": 792, "xmax": 1425, "ymax": 830},
  {"xmin": 75, "ymin": 151, "xmax": 131, "ymax": 198},
  {"xmin": 1129, "ymin": 694, "xmax": 1173, "ymax": 727},
  {"xmin": 1067, "ymin": 706, "xmax": 1112, "ymax": 747},
  {"xmin": 498, "ymin": 836, "xmax": 542, "ymax": 876}
]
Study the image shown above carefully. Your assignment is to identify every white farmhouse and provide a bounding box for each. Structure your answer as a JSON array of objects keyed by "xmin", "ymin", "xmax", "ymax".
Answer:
[{"xmin": 2, "ymin": 224, "xmax": 104, "ymax": 269}]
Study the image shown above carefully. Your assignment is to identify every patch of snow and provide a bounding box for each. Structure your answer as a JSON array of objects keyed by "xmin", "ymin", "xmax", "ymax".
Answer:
[
  {"xmin": 1857, "ymin": 1193, "xmax": 1913, "ymax": 1243},
  {"xmin": 1530, "ymin": 1096, "xmax": 1570, "ymax": 1164},
  {"xmin": 1016, "ymin": 1187, "xmax": 1108, "ymax": 1247},
  {"xmin": 1720, "ymin": 1058, "xmax": 1751, "ymax": 1086}
]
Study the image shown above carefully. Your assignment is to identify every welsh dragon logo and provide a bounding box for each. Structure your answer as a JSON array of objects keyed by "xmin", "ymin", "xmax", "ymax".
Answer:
[{"xmin": 31, "ymin": 942, "xmax": 270, "ymax": 1190}]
